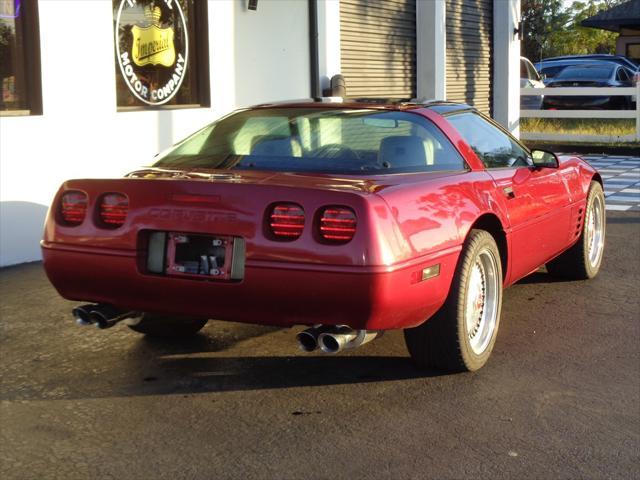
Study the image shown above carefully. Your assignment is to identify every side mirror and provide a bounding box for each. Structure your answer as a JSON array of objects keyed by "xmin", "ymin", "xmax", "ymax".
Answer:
[
  {"xmin": 540, "ymin": 73, "xmax": 547, "ymax": 81},
  {"xmin": 531, "ymin": 150, "xmax": 559, "ymax": 168}
]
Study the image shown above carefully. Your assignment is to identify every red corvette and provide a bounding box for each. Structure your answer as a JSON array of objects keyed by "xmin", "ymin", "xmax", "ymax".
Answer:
[{"xmin": 41, "ymin": 100, "xmax": 605, "ymax": 372}]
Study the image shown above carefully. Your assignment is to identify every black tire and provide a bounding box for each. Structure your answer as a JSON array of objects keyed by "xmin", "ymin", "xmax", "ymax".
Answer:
[
  {"xmin": 546, "ymin": 181, "xmax": 605, "ymax": 280},
  {"xmin": 126, "ymin": 313, "xmax": 208, "ymax": 337},
  {"xmin": 404, "ymin": 230, "xmax": 503, "ymax": 372}
]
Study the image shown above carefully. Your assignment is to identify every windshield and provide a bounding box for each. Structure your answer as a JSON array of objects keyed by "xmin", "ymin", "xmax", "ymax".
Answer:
[{"xmin": 153, "ymin": 108, "xmax": 466, "ymax": 174}]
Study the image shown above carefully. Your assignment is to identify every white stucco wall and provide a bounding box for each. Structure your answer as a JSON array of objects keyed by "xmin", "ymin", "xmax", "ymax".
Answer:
[{"xmin": 0, "ymin": 0, "xmax": 310, "ymax": 266}]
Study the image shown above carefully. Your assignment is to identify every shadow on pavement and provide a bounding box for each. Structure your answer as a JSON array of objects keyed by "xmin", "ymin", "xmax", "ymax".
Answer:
[
  {"xmin": 139, "ymin": 355, "xmax": 440, "ymax": 395},
  {"xmin": 514, "ymin": 270, "xmax": 573, "ymax": 285},
  {"xmin": 138, "ymin": 323, "xmax": 280, "ymax": 355}
]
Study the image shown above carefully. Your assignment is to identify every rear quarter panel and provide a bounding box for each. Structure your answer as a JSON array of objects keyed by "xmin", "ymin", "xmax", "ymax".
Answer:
[{"xmin": 373, "ymin": 170, "xmax": 510, "ymax": 284}]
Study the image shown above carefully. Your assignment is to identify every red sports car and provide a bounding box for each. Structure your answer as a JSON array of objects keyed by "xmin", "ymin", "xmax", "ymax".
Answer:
[{"xmin": 41, "ymin": 100, "xmax": 605, "ymax": 372}]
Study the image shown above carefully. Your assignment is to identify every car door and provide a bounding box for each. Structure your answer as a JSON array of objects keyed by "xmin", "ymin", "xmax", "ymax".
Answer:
[{"xmin": 445, "ymin": 112, "xmax": 572, "ymax": 282}]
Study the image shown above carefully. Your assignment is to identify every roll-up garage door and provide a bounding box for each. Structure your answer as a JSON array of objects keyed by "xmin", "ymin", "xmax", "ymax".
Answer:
[
  {"xmin": 446, "ymin": 0, "xmax": 493, "ymax": 116},
  {"xmin": 340, "ymin": 0, "xmax": 416, "ymax": 98}
]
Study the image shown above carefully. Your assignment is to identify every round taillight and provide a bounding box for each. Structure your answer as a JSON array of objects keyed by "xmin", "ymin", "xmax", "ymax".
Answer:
[
  {"xmin": 319, "ymin": 206, "xmax": 357, "ymax": 243},
  {"xmin": 59, "ymin": 191, "xmax": 88, "ymax": 226},
  {"xmin": 99, "ymin": 193, "xmax": 129, "ymax": 227},
  {"xmin": 268, "ymin": 203, "xmax": 305, "ymax": 240}
]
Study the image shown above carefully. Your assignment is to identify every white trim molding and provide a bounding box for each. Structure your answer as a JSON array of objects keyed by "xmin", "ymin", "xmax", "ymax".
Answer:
[
  {"xmin": 417, "ymin": 0, "xmax": 446, "ymax": 100},
  {"xmin": 493, "ymin": 0, "xmax": 521, "ymax": 136},
  {"xmin": 316, "ymin": 0, "xmax": 341, "ymax": 93}
]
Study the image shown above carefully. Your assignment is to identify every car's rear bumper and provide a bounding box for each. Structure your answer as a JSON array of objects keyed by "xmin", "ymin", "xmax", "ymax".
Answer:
[{"xmin": 42, "ymin": 242, "xmax": 460, "ymax": 330}]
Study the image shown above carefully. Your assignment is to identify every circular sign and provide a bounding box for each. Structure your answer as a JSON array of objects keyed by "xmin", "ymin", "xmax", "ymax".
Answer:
[{"xmin": 115, "ymin": 0, "xmax": 189, "ymax": 106}]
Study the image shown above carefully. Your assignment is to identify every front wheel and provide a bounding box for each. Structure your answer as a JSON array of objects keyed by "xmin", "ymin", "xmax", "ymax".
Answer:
[
  {"xmin": 126, "ymin": 313, "xmax": 208, "ymax": 337},
  {"xmin": 404, "ymin": 229, "xmax": 503, "ymax": 372},
  {"xmin": 546, "ymin": 180, "xmax": 605, "ymax": 280}
]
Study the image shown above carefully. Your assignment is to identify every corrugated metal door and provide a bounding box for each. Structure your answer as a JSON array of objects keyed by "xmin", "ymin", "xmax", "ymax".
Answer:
[
  {"xmin": 340, "ymin": 0, "xmax": 416, "ymax": 98},
  {"xmin": 446, "ymin": 0, "xmax": 493, "ymax": 115}
]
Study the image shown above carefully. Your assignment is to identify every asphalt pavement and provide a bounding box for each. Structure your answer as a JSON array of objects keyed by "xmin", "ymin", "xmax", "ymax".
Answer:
[{"xmin": 1, "ymin": 212, "xmax": 639, "ymax": 480}]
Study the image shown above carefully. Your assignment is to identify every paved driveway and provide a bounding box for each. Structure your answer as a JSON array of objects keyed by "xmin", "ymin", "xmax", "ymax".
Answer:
[
  {"xmin": 1, "ymin": 214, "xmax": 639, "ymax": 480},
  {"xmin": 582, "ymin": 155, "xmax": 640, "ymax": 212}
]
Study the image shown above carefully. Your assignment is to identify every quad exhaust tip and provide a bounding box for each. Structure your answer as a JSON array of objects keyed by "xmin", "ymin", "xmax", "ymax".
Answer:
[
  {"xmin": 72, "ymin": 304, "xmax": 138, "ymax": 329},
  {"xmin": 296, "ymin": 325, "xmax": 383, "ymax": 353},
  {"xmin": 72, "ymin": 304, "xmax": 97, "ymax": 326}
]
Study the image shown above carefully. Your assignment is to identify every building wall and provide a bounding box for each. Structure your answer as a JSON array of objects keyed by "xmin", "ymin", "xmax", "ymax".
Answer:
[
  {"xmin": 616, "ymin": 29, "xmax": 640, "ymax": 61},
  {"xmin": 0, "ymin": 0, "xmax": 310, "ymax": 267}
]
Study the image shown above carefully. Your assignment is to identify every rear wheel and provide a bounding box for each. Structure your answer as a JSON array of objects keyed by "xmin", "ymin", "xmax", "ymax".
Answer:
[
  {"xmin": 126, "ymin": 313, "xmax": 208, "ymax": 337},
  {"xmin": 546, "ymin": 181, "xmax": 605, "ymax": 280},
  {"xmin": 404, "ymin": 230, "xmax": 503, "ymax": 372}
]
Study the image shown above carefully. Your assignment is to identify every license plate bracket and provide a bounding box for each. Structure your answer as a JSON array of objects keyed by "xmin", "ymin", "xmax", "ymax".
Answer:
[{"xmin": 164, "ymin": 232, "xmax": 237, "ymax": 281}]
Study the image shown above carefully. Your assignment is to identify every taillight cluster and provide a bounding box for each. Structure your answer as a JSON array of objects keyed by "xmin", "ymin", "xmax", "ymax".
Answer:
[
  {"xmin": 58, "ymin": 191, "xmax": 128, "ymax": 228},
  {"xmin": 268, "ymin": 203, "xmax": 357, "ymax": 243},
  {"xmin": 59, "ymin": 191, "xmax": 88, "ymax": 226},
  {"xmin": 319, "ymin": 207, "xmax": 357, "ymax": 242},
  {"xmin": 99, "ymin": 193, "xmax": 129, "ymax": 227},
  {"xmin": 269, "ymin": 203, "xmax": 305, "ymax": 239}
]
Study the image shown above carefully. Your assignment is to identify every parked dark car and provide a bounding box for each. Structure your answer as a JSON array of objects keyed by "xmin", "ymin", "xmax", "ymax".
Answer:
[
  {"xmin": 535, "ymin": 58, "xmax": 638, "ymax": 84},
  {"xmin": 542, "ymin": 63, "xmax": 635, "ymax": 110}
]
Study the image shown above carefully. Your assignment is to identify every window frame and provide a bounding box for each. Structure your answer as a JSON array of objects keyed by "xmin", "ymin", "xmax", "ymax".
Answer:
[
  {"xmin": 0, "ymin": 0, "xmax": 43, "ymax": 117},
  {"xmin": 443, "ymin": 108, "xmax": 534, "ymax": 171},
  {"xmin": 625, "ymin": 43, "xmax": 640, "ymax": 61},
  {"xmin": 113, "ymin": 0, "xmax": 210, "ymax": 112}
]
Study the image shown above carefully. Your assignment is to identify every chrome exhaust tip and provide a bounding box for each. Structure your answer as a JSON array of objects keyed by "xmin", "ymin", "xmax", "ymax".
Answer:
[
  {"xmin": 318, "ymin": 328, "xmax": 384, "ymax": 354},
  {"xmin": 72, "ymin": 304, "xmax": 137, "ymax": 329},
  {"xmin": 296, "ymin": 329, "xmax": 319, "ymax": 352},
  {"xmin": 89, "ymin": 309, "xmax": 116, "ymax": 329},
  {"xmin": 72, "ymin": 304, "xmax": 97, "ymax": 326},
  {"xmin": 296, "ymin": 325, "xmax": 334, "ymax": 352},
  {"xmin": 318, "ymin": 326, "xmax": 357, "ymax": 354}
]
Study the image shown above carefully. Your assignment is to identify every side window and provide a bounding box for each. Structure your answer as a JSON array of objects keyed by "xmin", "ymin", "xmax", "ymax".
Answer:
[{"xmin": 446, "ymin": 112, "xmax": 531, "ymax": 169}]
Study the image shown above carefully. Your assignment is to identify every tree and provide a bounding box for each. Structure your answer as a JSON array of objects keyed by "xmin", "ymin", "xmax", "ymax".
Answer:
[
  {"xmin": 521, "ymin": 0, "xmax": 567, "ymax": 62},
  {"xmin": 521, "ymin": 0, "xmax": 623, "ymax": 61},
  {"xmin": 547, "ymin": 1, "xmax": 619, "ymax": 56}
]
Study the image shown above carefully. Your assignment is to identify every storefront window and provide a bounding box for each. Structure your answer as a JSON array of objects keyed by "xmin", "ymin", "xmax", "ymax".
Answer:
[
  {"xmin": 113, "ymin": 0, "xmax": 210, "ymax": 110},
  {"xmin": 626, "ymin": 43, "xmax": 640, "ymax": 62},
  {"xmin": 0, "ymin": 0, "xmax": 42, "ymax": 115}
]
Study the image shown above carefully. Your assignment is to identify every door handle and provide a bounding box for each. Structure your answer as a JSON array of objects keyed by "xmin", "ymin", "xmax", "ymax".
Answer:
[{"xmin": 503, "ymin": 186, "xmax": 515, "ymax": 199}]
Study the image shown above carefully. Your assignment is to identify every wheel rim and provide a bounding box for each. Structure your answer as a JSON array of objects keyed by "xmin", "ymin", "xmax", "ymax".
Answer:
[
  {"xmin": 586, "ymin": 193, "xmax": 605, "ymax": 269},
  {"xmin": 465, "ymin": 248, "xmax": 500, "ymax": 356}
]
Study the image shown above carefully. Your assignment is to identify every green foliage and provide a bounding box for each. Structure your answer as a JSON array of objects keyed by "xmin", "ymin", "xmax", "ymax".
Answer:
[
  {"xmin": 522, "ymin": 0, "xmax": 568, "ymax": 63},
  {"xmin": 522, "ymin": 0, "xmax": 622, "ymax": 62}
]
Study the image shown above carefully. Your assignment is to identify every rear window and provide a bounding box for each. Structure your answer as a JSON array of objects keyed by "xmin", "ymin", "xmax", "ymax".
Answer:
[
  {"xmin": 153, "ymin": 108, "xmax": 466, "ymax": 174},
  {"xmin": 556, "ymin": 66, "xmax": 613, "ymax": 80},
  {"xmin": 540, "ymin": 66, "xmax": 566, "ymax": 78}
]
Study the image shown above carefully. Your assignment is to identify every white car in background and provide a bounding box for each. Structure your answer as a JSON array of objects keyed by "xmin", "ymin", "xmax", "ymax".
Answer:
[{"xmin": 520, "ymin": 57, "xmax": 545, "ymax": 110}]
